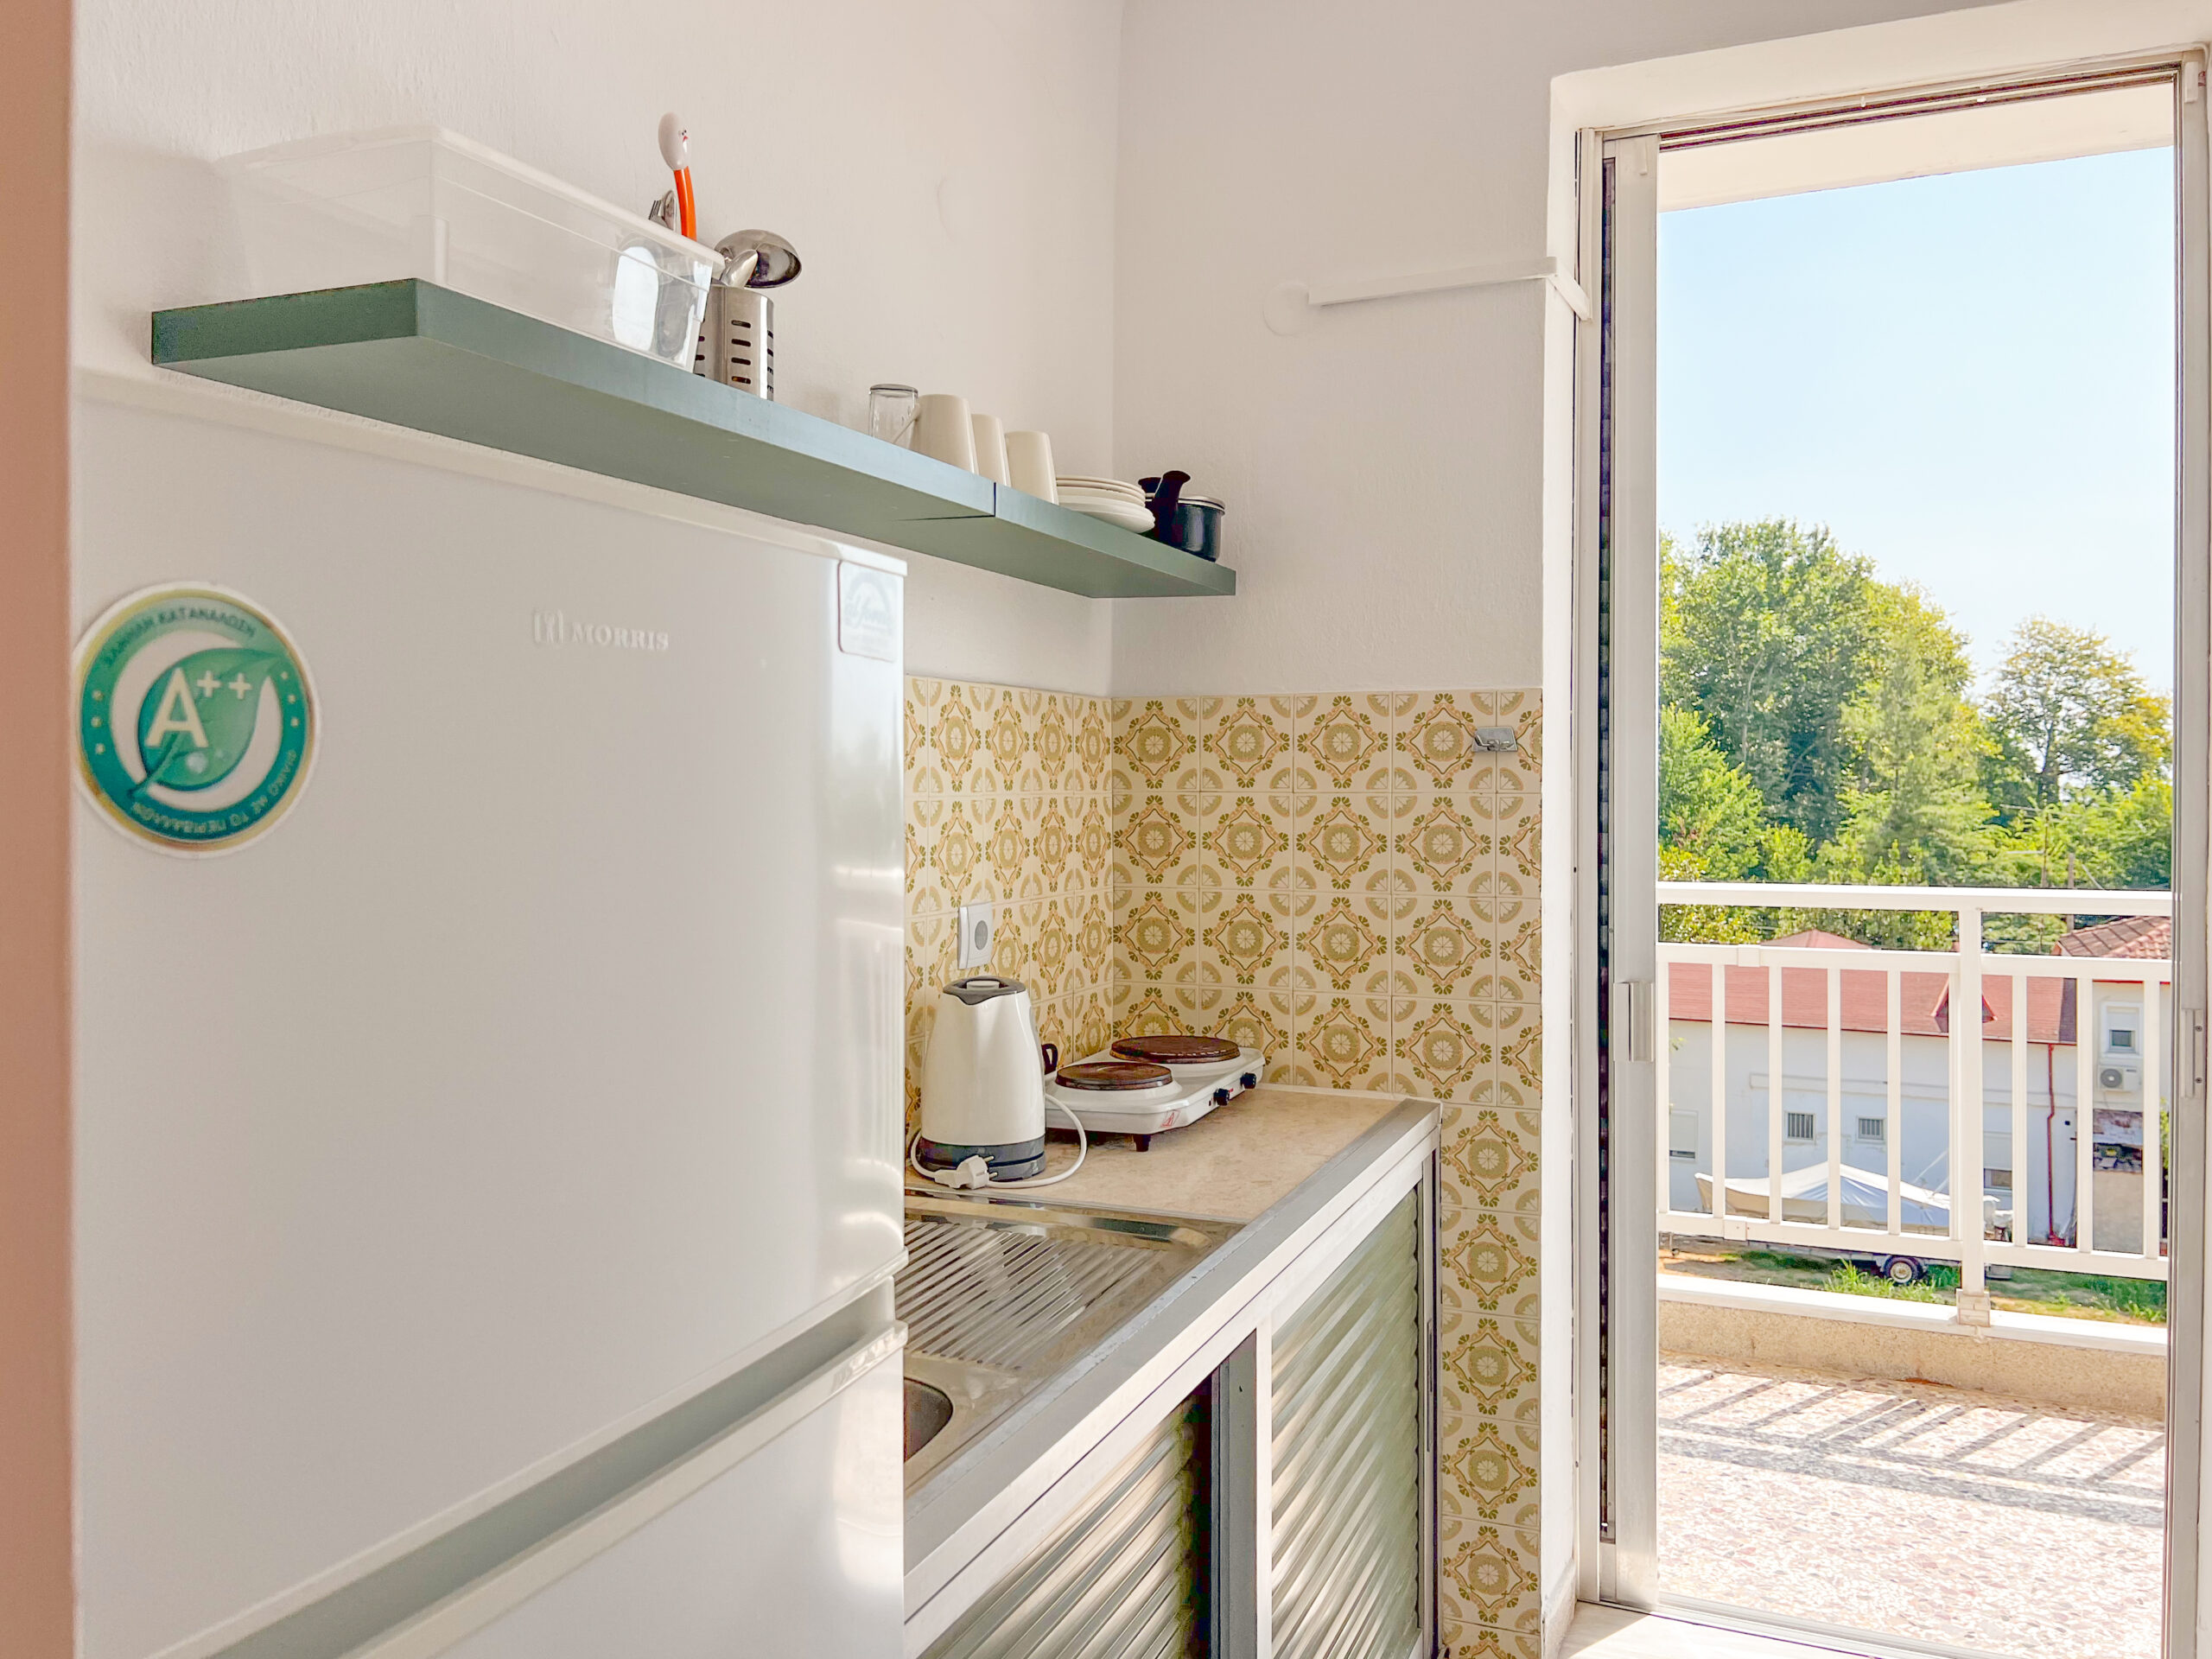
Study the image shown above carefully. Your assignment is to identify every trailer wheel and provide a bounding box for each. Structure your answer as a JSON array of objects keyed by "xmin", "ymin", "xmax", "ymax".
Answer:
[{"xmin": 1880, "ymin": 1255, "xmax": 1925, "ymax": 1286}]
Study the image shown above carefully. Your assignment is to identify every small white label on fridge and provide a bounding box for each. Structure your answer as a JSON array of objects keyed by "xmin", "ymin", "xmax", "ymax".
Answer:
[{"xmin": 837, "ymin": 563, "xmax": 901, "ymax": 662}]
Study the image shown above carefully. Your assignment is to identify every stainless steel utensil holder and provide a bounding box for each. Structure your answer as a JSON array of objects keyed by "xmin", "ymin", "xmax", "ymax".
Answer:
[{"xmin": 695, "ymin": 285, "xmax": 774, "ymax": 399}]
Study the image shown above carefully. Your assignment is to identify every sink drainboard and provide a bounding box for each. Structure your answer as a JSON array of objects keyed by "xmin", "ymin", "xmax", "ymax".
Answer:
[
  {"xmin": 896, "ymin": 1194, "xmax": 1238, "ymax": 1493},
  {"xmin": 899, "ymin": 1217, "xmax": 1170, "ymax": 1372}
]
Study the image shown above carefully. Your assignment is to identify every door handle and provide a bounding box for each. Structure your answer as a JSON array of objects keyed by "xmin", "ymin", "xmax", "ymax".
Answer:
[{"xmin": 1618, "ymin": 978, "xmax": 1656, "ymax": 1064}]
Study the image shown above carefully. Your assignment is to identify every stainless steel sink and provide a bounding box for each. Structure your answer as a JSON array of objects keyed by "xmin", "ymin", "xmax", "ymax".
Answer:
[
  {"xmin": 904, "ymin": 1376, "xmax": 953, "ymax": 1461},
  {"xmin": 898, "ymin": 1188, "xmax": 1236, "ymax": 1493}
]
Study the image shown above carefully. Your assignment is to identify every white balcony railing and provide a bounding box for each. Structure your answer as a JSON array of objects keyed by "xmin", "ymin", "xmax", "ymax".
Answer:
[{"xmin": 1654, "ymin": 882, "xmax": 2172, "ymax": 1320}]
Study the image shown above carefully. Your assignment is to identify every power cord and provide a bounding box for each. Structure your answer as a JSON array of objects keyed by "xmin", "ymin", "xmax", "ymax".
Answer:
[{"xmin": 907, "ymin": 1100, "xmax": 1089, "ymax": 1190}]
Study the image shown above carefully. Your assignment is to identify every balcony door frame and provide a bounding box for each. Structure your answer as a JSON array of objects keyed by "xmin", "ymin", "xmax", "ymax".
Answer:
[{"xmin": 1573, "ymin": 54, "xmax": 2212, "ymax": 1653}]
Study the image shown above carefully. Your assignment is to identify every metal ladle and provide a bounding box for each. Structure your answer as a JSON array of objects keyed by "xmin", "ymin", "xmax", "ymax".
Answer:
[{"xmin": 714, "ymin": 230, "xmax": 800, "ymax": 289}]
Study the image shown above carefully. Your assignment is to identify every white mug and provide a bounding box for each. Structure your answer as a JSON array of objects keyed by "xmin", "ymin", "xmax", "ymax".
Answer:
[
  {"xmin": 1006, "ymin": 431, "xmax": 1058, "ymax": 503},
  {"xmin": 913, "ymin": 394, "xmax": 976, "ymax": 471},
  {"xmin": 970, "ymin": 413, "xmax": 1010, "ymax": 486}
]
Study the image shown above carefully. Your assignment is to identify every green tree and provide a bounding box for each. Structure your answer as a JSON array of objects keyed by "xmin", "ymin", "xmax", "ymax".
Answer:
[
  {"xmin": 1658, "ymin": 706, "xmax": 1820, "ymax": 942},
  {"xmin": 1823, "ymin": 582, "xmax": 1998, "ymax": 887},
  {"xmin": 1657, "ymin": 705, "xmax": 1765, "ymax": 880},
  {"xmin": 1662, "ymin": 521, "xmax": 1882, "ymax": 843},
  {"xmin": 2029, "ymin": 776, "xmax": 2173, "ymax": 890},
  {"xmin": 1984, "ymin": 619, "xmax": 2169, "ymax": 818}
]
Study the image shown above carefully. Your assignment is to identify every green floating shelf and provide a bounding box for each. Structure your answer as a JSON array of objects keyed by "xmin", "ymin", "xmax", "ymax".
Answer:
[{"xmin": 150, "ymin": 281, "xmax": 1235, "ymax": 601}]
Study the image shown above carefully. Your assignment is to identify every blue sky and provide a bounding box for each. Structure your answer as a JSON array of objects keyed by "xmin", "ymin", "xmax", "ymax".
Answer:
[{"xmin": 1659, "ymin": 146, "xmax": 2176, "ymax": 691}]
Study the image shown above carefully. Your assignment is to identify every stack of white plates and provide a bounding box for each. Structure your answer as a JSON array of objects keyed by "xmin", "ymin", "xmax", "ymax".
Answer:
[{"xmin": 1057, "ymin": 476, "xmax": 1154, "ymax": 533}]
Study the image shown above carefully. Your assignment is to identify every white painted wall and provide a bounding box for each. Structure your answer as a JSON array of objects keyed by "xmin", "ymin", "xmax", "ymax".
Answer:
[
  {"xmin": 72, "ymin": 0, "xmax": 1124, "ymax": 694},
  {"xmin": 1106, "ymin": 0, "xmax": 2037, "ymax": 697}
]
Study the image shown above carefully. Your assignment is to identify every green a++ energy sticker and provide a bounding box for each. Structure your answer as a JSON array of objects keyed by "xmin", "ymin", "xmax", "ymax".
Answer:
[{"xmin": 75, "ymin": 585, "xmax": 317, "ymax": 854}]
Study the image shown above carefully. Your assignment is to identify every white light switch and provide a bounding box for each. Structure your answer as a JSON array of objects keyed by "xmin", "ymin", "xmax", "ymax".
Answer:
[{"xmin": 957, "ymin": 901, "xmax": 995, "ymax": 970}]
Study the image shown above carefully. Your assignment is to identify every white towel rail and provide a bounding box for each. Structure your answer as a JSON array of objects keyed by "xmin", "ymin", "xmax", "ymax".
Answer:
[{"xmin": 1262, "ymin": 253, "xmax": 1592, "ymax": 334}]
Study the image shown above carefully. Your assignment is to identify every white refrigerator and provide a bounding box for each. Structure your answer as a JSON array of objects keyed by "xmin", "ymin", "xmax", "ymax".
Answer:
[{"xmin": 71, "ymin": 401, "xmax": 907, "ymax": 1659}]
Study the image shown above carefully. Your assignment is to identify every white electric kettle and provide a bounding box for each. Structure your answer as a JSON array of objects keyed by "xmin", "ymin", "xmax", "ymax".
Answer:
[{"xmin": 918, "ymin": 976, "xmax": 1058, "ymax": 1181}]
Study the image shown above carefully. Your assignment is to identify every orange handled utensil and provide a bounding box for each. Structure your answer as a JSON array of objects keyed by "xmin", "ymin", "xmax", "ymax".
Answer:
[{"xmin": 657, "ymin": 111, "xmax": 696, "ymax": 240}]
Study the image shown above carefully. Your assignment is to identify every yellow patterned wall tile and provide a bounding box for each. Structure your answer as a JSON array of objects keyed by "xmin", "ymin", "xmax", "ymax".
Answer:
[
  {"xmin": 1207, "ymin": 989, "xmax": 1295, "ymax": 1069},
  {"xmin": 1439, "ymin": 1522, "xmax": 1542, "ymax": 1637},
  {"xmin": 1440, "ymin": 1618, "xmax": 1541, "ymax": 1659},
  {"xmin": 1116, "ymin": 698, "xmax": 1197, "ymax": 790},
  {"xmin": 1441, "ymin": 1420, "xmax": 1540, "ymax": 1530},
  {"xmin": 1298, "ymin": 894, "xmax": 1389, "ymax": 994},
  {"xmin": 1030, "ymin": 798, "xmax": 1075, "ymax": 894},
  {"xmin": 1439, "ymin": 1211, "xmax": 1539, "ymax": 1320},
  {"xmin": 1073, "ymin": 798, "xmax": 1112, "ymax": 893},
  {"xmin": 1116, "ymin": 985, "xmax": 1179, "ymax": 1039},
  {"xmin": 1209, "ymin": 893, "xmax": 1290, "ymax": 988},
  {"xmin": 1396, "ymin": 895, "xmax": 1495, "ymax": 998},
  {"xmin": 1440, "ymin": 1105, "xmax": 1540, "ymax": 1211},
  {"xmin": 1298, "ymin": 693, "xmax": 1395, "ymax": 793},
  {"xmin": 1075, "ymin": 698, "xmax": 1111, "ymax": 795},
  {"xmin": 1166, "ymin": 983, "xmax": 1233, "ymax": 1033},
  {"xmin": 918, "ymin": 910, "xmax": 963, "ymax": 994},
  {"xmin": 1399, "ymin": 794, "xmax": 1491, "ymax": 893},
  {"xmin": 982, "ymin": 797, "xmax": 1035, "ymax": 905},
  {"xmin": 911, "ymin": 678, "xmax": 1549, "ymax": 1646},
  {"xmin": 1116, "ymin": 889, "xmax": 1195, "ymax": 983},
  {"xmin": 1026, "ymin": 693, "xmax": 1073, "ymax": 794},
  {"xmin": 1397, "ymin": 692, "xmax": 1488, "ymax": 791},
  {"xmin": 930, "ymin": 798, "xmax": 989, "ymax": 909},
  {"xmin": 978, "ymin": 686, "xmax": 1027, "ymax": 792},
  {"xmin": 1479, "ymin": 1002, "xmax": 1541, "ymax": 1096},
  {"xmin": 1475, "ymin": 702, "xmax": 1541, "ymax": 819},
  {"xmin": 905, "ymin": 679, "xmax": 939, "ymax": 786},
  {"xmin": 1294, "ymin": 994, "xmax": 1395, "ymax": 1091},
  {"xmin": 1440, "ymin": 1312, "xmax": 1539, "ymax": 1421},
  {"xmin": 1122, "ymin": 796, "xmax": 1199, "ymax": 884},
  {"xmin": 1395, "ymin": 1001, "xmax": 1491, "ymax": 1102},
  {"xmin": 1074, "ymin": 893, "xmax": 1114, "ymax": 990},
  {"xmin": 1027, "ymin": 899, "xmax": 1073, "ymax": 998},
  {"xmin": 1471, "ymin": 862, "xmax": 1533, "ymax": 931},
  {"xmin": 905, "ymin": 799, "xmax": 942, "ymax": 916},
  {"xmin": 1034, "ymin": 990, "xmax": 1072, "ymax": 1060},
  {"xmin": 1168, "ymin": 696, "xmax": 1224, "ymax": 798},
  {"xmin": 1207, "ymin": 695, "xmax": 1294, "ymax": 790},
  {"xmin": 931, "ymin": 683, "xmax": 988, "ymax": 794},
  {"xmin": 986, "ymin": 901, "xmax": 1030, "ymax": 986},
  {"xmin": 1070, "ymin": 991, "xmax": 1103, "ymax": 1058},
  {"xmin": 1492, "ymin": 917, "xmax": 1541, "ymax": 995},
  {"xmin": 1209, "ymin": 795, "xmax": 1293, "ymax": 925},
  {"xmin": 1300, "ymin": 795, "xmax": 1389, "ymax": 892},
  {"xmin": 1109, "ymin": 762, "xmax": 1136, "ymax": 821},
  {"xmin": 1496, "ymin": 808, "xmax": 1540, "ymax": 882}
]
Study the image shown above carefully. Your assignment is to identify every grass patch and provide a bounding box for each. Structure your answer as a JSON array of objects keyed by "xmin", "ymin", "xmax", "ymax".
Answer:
[
  {"xmin": 1992, "ymin": 1268, "xmax": 2165, "ymax": 1325},
  {"xmin": 1826, "ymin": 1263, "xmax": 1948, "ymax": 1303},
  {"xmin": 1664, "ymin": 1245, "xmax": 2163, "ymax": 1324}
]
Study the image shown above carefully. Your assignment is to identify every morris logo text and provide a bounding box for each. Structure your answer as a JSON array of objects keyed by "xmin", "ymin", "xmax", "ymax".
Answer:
[{"xmin": 532, "ymin": 611, "xmax": 671, "ymax": 652}]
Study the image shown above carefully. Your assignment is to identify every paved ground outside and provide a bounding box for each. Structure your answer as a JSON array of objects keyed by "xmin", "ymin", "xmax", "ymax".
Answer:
[{"xmin": 1658, "ymin": 1354, "xmax": 2165, "ymax": 1658}]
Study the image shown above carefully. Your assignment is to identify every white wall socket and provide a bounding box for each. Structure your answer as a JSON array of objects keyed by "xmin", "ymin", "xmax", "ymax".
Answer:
[{"xmin": 957, "ymin": 901, "xmax": 995, "ymax": 971}]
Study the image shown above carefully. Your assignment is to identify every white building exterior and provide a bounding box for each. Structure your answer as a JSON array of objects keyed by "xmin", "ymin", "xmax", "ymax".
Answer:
[{"xmin": 1663, "ymin": 923, "xmax": 2171, "ymax": 1254}]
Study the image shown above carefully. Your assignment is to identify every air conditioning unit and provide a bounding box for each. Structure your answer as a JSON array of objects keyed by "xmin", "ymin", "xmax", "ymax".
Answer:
[{"xmin": 2099, "ymin": 1063, "xmax": 2141, "ymax": 1093}]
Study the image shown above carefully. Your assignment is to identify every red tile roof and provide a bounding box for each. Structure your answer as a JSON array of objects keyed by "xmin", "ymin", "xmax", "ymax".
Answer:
[
  {"xmin": 2058, "ymin": 914, "xmax": 2171, "ymax": 960},
  {"xmin": 1666, "ymin": 960, "xmax": 2075, "ymax": 1043}
]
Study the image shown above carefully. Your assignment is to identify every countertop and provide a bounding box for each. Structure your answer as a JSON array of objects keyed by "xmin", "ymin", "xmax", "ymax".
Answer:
[
  {"xmin": 1033, "ymin": 1085, "xmax": 1408, "ymax": 1221},
  {"xmin": 903, "ymin": 1087, "xmax": 1438, "ymax": 1652}
]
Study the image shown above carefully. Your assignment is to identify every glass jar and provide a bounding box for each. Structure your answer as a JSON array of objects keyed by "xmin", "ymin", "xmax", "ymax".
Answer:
[{"xmin": 868, "ymin": 384, "xmax": 919, "ymax": 448}]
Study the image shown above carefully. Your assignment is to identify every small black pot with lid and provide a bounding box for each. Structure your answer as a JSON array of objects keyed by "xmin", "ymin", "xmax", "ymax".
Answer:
[{"xmin": 1141, "ymin": 472, "xmax": 1225, "ymax": 563}]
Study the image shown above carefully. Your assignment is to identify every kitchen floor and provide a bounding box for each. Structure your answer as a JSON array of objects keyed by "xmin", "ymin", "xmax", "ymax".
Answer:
[
  {"xmin": 1658, "ymin": 1354, "xmax": 2165, "ymax": 1659},
  {"xmin": 1565, "ymin": 1603, "xmax": 1872, "ymax": 1657}
]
